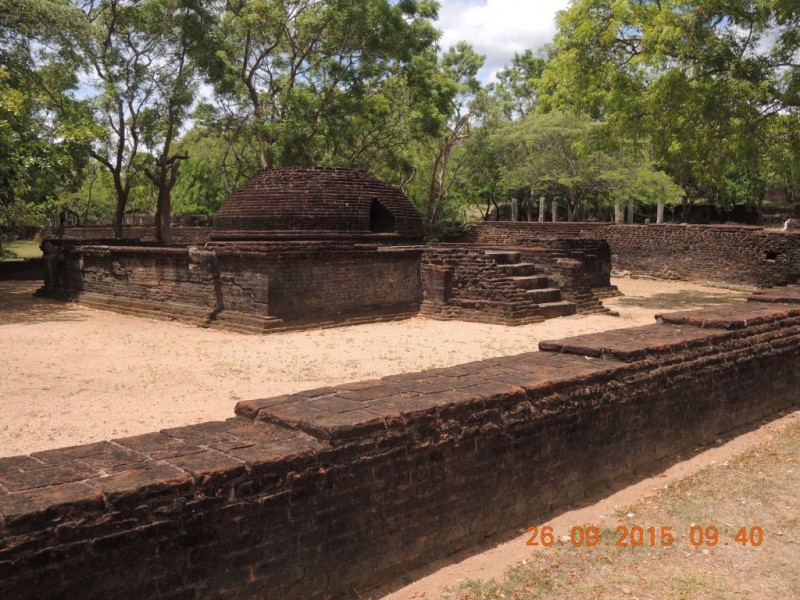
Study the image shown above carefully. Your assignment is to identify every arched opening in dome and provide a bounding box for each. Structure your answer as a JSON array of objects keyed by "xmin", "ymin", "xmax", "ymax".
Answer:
[{"xmin": 369, "ymin": 199, "xmax": 396, "ymax": 233}]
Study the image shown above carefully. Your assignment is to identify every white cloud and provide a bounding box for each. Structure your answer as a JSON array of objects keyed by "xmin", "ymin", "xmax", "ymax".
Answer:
[{"xmin": 436, "ymin": 0, "xmax": 570, "ymax": 80}]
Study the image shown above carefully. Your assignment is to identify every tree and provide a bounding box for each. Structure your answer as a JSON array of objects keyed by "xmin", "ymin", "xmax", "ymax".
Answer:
[
  {"xmin": 197, "ymin": 0, "xmax": 439, "ymax": 170},
  {"xmin": 542, "ymin": 0, "xmax": 800, "ymax": 219},
  {"xmin": 764, "ymin": 114, "xmax": 800, "ymax": 204},
  {"xmin": 412, "ymin": 42, "xmax": 484, "ymax": 224},
  {"xmin": 76, "ymin": 0, "xmax": 207, "ymax": 241},
  {"xmin": 493, "ymin": 112, "xmax": 608, "ymax": 221},
  {"xmin": 170, "ymin": 124, "xmax": 254, "ymax": 216},
  {"xmin": 138, "ymin": 0, "xmax": 205, "ymax": 244},
  {"xmin": 0, "ymin": 0, "xmax": 92, "ymax": 231},
  {"xmin": 491, "ymin": 49, "xmax": 546, "ymax": 121}
]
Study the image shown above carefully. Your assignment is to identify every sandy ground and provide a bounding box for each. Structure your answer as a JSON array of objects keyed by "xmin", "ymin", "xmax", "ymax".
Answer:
[{"xmin": 0, "ymin": 277, "xmax": 746, "ymax": 457}]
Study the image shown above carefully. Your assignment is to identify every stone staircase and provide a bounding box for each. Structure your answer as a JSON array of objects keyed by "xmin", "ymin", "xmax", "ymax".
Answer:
[{"xmin": 484, "ymin": 250, "xmax": 576, "ymax": 320}]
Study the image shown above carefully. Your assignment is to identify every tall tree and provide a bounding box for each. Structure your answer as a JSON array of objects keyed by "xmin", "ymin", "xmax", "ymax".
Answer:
[
  {"xmin": 542, "ymin": 0, "xmax": 800, "ymax": 218},
  {"xmin": 78, "ymin": 0, "xmax": 159, "ymax": 238},
  {"xmin": 416, "ymin": 41, "xmax": 484, "ymax": 224},
  {"xmin": 197, "ymin": 0, "xmax": 439, "ymax": 171},
  {"xmin": 491, "ymin": 49, "xmax": 546, "ymax": 121},
  {"xmin": 493, "ymin": 111, "xmax": 669, "ymax": 222},
  {"xmin": 0, "ymin": 0, "xmax": 92, "ymax": 230},
  {"xmin": 138, "ymin": 0, "xmax": 205, "ymax": 243}
]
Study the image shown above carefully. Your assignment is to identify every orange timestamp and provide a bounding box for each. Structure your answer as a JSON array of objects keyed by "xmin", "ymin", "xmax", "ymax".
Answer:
[{"xmin": 526, "ymin": 525, "xmax": 765, "ymax": 548}]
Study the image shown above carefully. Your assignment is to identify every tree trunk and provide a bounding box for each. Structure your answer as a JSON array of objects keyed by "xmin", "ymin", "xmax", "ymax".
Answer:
[
  {"xmin": 614, "ymin": 202, "xmax": 625, "ymax": 224},
  {"xmin": 155, "ymin": 187, "xmax": 173, "ymax": 245},
  {"xmin": 153, "ymin": 160, "xmax": 182, "ymax": 245},
  {"xmin": 627, "ymin": 199, "xmax": 634, "ymax": 224},
  {"xmin": 492, "ymin": 198, "xmax": 501, "ymax": 221},
  {"xmin": 681, "ymin": 197, "xmax": 693, "ymax": 222},
  {"xmin": 112, "ymin": 190, "xmax": 127, "ymax": 239}
]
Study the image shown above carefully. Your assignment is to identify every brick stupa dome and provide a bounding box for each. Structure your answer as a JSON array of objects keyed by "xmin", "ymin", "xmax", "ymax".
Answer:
[{"xmin": 212, "ymin": 167, "xmax": 424, "ymax": 241}]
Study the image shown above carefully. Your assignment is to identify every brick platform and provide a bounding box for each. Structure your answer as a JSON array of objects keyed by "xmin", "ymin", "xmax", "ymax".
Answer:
[
  {"xmin": 39, "ymin": 241, "xmax": 423, "ymax": 333},
  {"xmin": 2, "ymin": 292, "xmax": 800, "ymax": 599}
]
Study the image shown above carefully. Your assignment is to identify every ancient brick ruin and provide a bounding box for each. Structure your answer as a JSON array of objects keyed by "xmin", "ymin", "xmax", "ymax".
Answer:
[
  {"xmin": 465, "ymin": 222, "xmax": 800, "ymax": 288},
  {"xmin": 2, "ymin": 288, "xmax": 800, "ymax": 599},
  {"xmin": 40, "ymin": 168, "xmax": 617, "ymax": 330},
  {"xmin": 8, "ymin": 175, "xmax": 800, "ymax": 597},
  {"xmin": 420, "ymin": 245, "xmax": 613, "ymax": 325}
]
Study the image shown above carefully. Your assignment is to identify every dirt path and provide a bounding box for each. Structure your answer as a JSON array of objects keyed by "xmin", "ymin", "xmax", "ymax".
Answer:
[{"xmin": 0, "ymin": 277, "xmax": 744, "ymax": 457}]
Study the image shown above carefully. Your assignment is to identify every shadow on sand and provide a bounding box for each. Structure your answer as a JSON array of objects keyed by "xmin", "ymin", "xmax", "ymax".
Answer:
[
  {"xmin": 0, "ymin": 281, "xmax": 87, "ymax": 325},
  {"xmin": 614, "ymin": 289, "xmax": 749, "ymax": 311}
]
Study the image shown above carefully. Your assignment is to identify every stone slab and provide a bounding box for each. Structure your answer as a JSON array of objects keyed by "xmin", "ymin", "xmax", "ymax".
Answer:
[
  {"xmin": 656, "ymin": 302, "xmax": 800, "ymax": 329},
  {"xmin": 539, "ymin": 323, "xmax": 729, "ymax": 361}
]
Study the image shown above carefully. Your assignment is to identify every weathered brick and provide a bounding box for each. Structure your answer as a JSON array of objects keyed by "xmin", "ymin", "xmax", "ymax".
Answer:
[{"xmin": 0, "ymin": 463, "xmax": 99, "ymax": 492}]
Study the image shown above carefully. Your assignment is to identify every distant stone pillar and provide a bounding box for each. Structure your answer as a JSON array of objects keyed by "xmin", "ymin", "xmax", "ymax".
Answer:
[
  {"xmin": 539, "ymin": 197, "xmax": 546, "ymax": 222},
  {"xmin": 551, "ymin": 200, "xmax": 558, "ymax": 222},
  {"xmin": 526, "ymin": 202, "xmax": 533, "ymax": 221},
  {"xmin": 657, "ymin": 201, "xmax": 665, "ymax": 224},
  {"xmin": 511, "ymin": 198, "xmax": 519, "ymax": 221},
  {"xmin": 614, "ymin": 202, "xmax": 625, "ymax": 224},
  {"xmin": 627, "ymin": 199, "xmax": 634, "ymax": 224}
]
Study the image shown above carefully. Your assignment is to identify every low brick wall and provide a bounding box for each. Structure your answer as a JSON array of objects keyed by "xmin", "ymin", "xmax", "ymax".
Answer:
[
  {"xmin": 39, "ymin": 240, "xmax": 422, "ymax": 332},
  {"xmin": 465, "ymin": 222, "xmax": 800, "ymax": 288},
  {"xmin": 3, "ymin": 290, "xmax": 800, "ymax": 599},
  {"xmin": 0, "ymin": 259, "xmax": 43, "ymax": 281}
]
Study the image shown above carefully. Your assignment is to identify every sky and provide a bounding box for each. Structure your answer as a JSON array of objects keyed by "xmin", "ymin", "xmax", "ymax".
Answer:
[{"xmin": 435, "ymin": 0, "xmax": 571, "ymax": 81}]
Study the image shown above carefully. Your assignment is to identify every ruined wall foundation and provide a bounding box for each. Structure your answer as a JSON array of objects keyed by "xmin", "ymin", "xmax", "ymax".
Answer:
[
  {"xmin": 465, "ymin": 222, "xmax": 800, "ymax": 288},
  {"xmin": 2, "ymin": 289, "xmax": 800, "ymax": 599},
  {"xmin": 39, "ymin": 240, "xmax": 423, "ymax": 332}
]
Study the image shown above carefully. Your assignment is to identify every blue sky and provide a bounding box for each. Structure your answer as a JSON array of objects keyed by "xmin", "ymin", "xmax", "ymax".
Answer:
[{"xmin": 436, "ymin": 0, "xmax": 570, "ymax": 80}]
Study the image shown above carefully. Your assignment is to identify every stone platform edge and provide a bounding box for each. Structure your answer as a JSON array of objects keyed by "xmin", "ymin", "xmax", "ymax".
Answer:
[{"xmin": 2, "ymin": 287, "xmax": 800, "ymax": 599}]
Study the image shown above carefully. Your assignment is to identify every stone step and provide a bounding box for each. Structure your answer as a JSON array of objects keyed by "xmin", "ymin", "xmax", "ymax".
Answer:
[
  {"xmin": 526, "ymin": 288, "xmax": 563, "ymax": 303},
  {"xmin": 484, "ymin": 250, "xmax": 521, "ymax": 264},
  {"xmin": 497, "ymin": 262, "xmax": 537, "ymax": 276},
  {"xmin": 537, "ymin": 301, "xmax": 577, "ymax": 319},
  {"xmin": 509, "ymin": 275, "xmax": 550, "ymax": 290}
]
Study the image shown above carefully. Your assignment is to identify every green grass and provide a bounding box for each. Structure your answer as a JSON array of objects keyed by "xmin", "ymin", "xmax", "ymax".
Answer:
[{"xmin": 1, "ymin": 240, "xmax": 42, "ymax": 261}]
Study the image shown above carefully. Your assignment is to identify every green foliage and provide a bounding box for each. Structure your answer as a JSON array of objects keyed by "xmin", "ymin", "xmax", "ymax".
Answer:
[
  {"xmin": 422, "ymin": 220, "xmax": 466, "ymax": 242},
  {"xmin": 406, "ymin": 42, "xmax": 486, "ymax": 224},
  {"xmin": 3, "ymin": 0, "xmax": 798, "ymax": 231},
  {"xmin": 542, "ymin": 0, "xmax": 800, "ymax": 216},
  {"xmin": 195, "ymin": 0, "xmax": 440, "ymax": 171},
  {"xmin": 491, "ymin": 49, "xmax": 546, "ymax": 120},
  {"xmin": 171, "ymin": 127, "xmax": 252, "ymax": 215},
  {"xmin": 60, "ymin": 164, "xmax": 117, "ymax": 224},
  {"xmin": 764, "ymin": 115, "xmax": 800, "ymax": 204},
  {"xmin": 0, "ymin": 0, "xmax": 92, "ymax": 229}
]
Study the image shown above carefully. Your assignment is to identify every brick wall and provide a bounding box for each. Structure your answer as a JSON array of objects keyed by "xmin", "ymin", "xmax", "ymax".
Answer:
[
  {"xmin": 465, "ymin": 222, "xmax": 800, "ymax": 288},
  {"xmin": 3, "ymin": 290, "xmax": 800, "ymax": 599},
  {"xmin": 0, "ymin": 259, "xmax": 43, "ymax": 281},
  {"xmin": 39, "ymin": 240, "xmax": 422, "ymax": 332}
]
